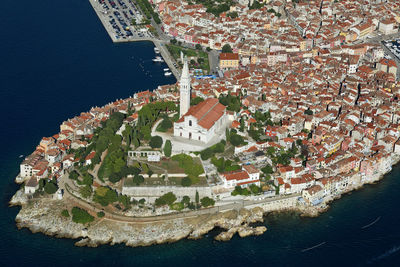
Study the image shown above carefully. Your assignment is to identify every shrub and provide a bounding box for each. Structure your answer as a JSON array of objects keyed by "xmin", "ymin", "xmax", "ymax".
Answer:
[
  {"xmin": 164, "ymin": 140, "xmax": 172, "ymax": 157},
  {"xmin": 71, "ymin": 207, "xmax": 94, "ymax": 224},
  {"xmin": 200, "ymin": 197, "xmax": 215, "ymax": 207},
  {"xmin": 149, "ymin": 136, "xmax": 163, "ymax": 148},
  {"xmin": 170, "ymin": 202, "xmax": 184, "ymax": 211},
  {"xmin": 93, "ymin": 187, "xmax": 118, "ymax": 206},
  {"xmin": 155, "ymin": 192, "xmax": 177, "ymax": 207},
  {"xmin": 97, "ymin": 211, "xmax": 105, "ymax": 218},
  {"xmin": 200, "ymin": 148, "xmax": 213, "ymax": 160},
  {"xmin": 181, "ymin": 177, "xmax": 192, "ymax": 187},
  {"xmin": 79, "ymin": 185, "xmax": 93, "ymax": 198},
  {"xmin": 61, "ymin": 209, "xmax": 70, "ymax": 217},
  {"xmin": 132, "ymin": 175, "xmax": 145, "ymax": 185},
  {"xmin": 158, "ymin": 118, "xmax": 172, "ymax": 132}
]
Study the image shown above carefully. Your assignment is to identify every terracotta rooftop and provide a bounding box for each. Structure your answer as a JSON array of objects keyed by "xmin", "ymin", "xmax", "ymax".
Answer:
[
  {"xmin": 222, "ymin": 170, "xmax": 249, "ymax": 181},
  {"xmin": 177, "ymin": 98, "xmax": 226, "ymax": 130},
  {"xmin": 220, "ymin": 53, "xmax": 239, "ymax": 60}
]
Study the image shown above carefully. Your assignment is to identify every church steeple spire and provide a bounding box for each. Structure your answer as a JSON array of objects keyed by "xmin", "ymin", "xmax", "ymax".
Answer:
[{"xmin": 179, "ymin": 57, "xmax": 191, "ymax": 117}]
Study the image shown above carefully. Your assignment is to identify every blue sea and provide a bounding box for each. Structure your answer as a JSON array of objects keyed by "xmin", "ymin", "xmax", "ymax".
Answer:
[{"xmin": 1, "ymin": 0, "xmax": 400, "ymax": 266}]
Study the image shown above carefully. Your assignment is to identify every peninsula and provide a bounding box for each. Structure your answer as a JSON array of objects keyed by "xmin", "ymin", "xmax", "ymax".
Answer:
[{"xmin": 10, "ymin": 0, "xmax": 400, "ymax": 247}]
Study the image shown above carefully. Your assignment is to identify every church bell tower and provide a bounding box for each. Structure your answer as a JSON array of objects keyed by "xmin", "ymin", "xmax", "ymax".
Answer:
[{"xmin": 179, "ymin": 57, "xmax": 191, "ymax": 117}]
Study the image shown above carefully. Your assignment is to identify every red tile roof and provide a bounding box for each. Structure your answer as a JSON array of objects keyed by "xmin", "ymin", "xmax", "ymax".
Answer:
[
  {"xmin": 220, "ymin": 53, "xmax": 239, "ymax": 60},
  {"xmin": 222, "ymin": 170, "xmax": 249, "ymax": 181},
  {"xmin": 177, "ymin": 98, "xmax": 226, "ymax": 130}
]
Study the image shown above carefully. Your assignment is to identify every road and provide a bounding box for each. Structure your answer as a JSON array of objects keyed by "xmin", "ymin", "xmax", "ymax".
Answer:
[{"xmin": 208, "ymin": 50, "xmax": 220, "ymax": 75}]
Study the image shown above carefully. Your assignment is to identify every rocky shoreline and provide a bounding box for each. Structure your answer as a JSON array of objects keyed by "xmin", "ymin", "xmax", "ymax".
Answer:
[
  {"xmin": 10, "ymin": 189, "xmax": 320, "ymax": 247},
  {"xmin": 10, "ymin": 156, "xmax": 397, "ymax": 248}
]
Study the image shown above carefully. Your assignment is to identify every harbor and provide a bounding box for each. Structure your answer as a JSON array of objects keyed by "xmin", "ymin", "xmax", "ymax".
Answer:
[{"xmin": 88, "ymin": 0, "xmax": 181, "ymax": 79}]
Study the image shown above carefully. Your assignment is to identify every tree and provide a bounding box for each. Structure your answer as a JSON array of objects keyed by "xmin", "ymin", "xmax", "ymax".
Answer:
[
  {"xmin": 132, "ymin": 175, "xmax": 144, "ymax": 185},
  {"xmin": 227, "ymin": 11, "xmax": 238, "ymax": 18},
  {"xmin": 222, "ymin": 44, "xmax": 232, "ymax": 53},
  {"xmin": 133, "ymin": 136, "xmax": 140, "ymax": 148},
  {"xmin": 195, "ymin": 190, "xmax": 199, "ymax": 205},
  {"xmin": 304, "ymin": 109, "xmax": 313, "ymax": 115},
  {"xmin": 119, "ymin": 194, "xmax": 131, "ymax": 208},
  {"xmin": 44, "ymin": 182, "xmax": 58, "ymax": 194},
  {"xmin": 206, "ymin": 47, "xmax": 211, "ymax": 52},
  {"xmin": 181, "ymin": 196, "xmax": 190, "ymax": 206},
  {"xmin": 190, "ymin": 96, "xmax": 204, "ymax": 106},
  {"xmin": 181, "ymin": 177, "xmax": 192, "ymax": 187},
  {"xmin": 69, "ymin": 170, "xmax": 79, "ymax": 180},
  {"xmin": 195, "ymin": 43, "xmax": 202, "ymax": 50},
  {"xmin": 164, "ymin": 140, "xmax": 172, "ymax": 157},
  {"xmin": 97, "ymin": 211, "xmax": 105, "ymax": 218},
  {"xmin": 71, "ymin": 207, "xmax": 94, "ymax": 224},
  {"xmin": 261, "ymin": 164, "xmax": 273, "ymax": 174},
  {"xmin": 170, "ymin": 39, "xmax": 177, "ymax": 45},
  {"xmin": 230, "ymin": 134, "xmax": 244, "ymax": 146},
  {"xmin": 155, "ymin": 192, "xmax": 177, "ymax": 206},
  {"xmin": 149, "ymin": 135, "xmax": 163, "ymax": 149},
  {"xmin": 225, "ymin": 128, "xmax": 230, "ymax": 142},
  {"xmin": 200, "ymin": 197, "xmax": 215, "ymax": 207},
  {"xmin": 39, "ymin": 179, "xmax": 45, "ymax": 190}
]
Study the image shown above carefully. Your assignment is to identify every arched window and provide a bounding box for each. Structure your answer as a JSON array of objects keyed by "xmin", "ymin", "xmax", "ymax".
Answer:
[{"xmin": 189, "ymin": 120, "xmax": 192, "ymax": 126}]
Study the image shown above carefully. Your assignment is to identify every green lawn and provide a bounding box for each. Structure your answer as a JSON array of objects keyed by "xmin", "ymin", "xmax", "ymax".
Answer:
[{"xmin": 124, "ymin": 157, "xmax": 207, "ymax": 187}]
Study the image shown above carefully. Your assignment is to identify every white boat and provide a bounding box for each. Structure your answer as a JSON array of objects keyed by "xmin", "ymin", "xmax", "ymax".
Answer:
[
  {"xmin": 154, "ymin": 47, "xmax": 160, "ymax": 53},
  {"xmin": 163, "ymin": 68, "xmax": 169, "ymax": 71},
  {"xmin": 164, "ymin": 72, "xmax": 172, "ymax": 76},
  {"xmin": 152, "ymin": 56, "xmax": 164, "ymax": 62}
]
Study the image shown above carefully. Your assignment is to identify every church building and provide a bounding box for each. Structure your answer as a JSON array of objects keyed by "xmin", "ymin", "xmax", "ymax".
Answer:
[{"xmin": 174, "ymin": 58, "xmax": 227, "ymax": 144}]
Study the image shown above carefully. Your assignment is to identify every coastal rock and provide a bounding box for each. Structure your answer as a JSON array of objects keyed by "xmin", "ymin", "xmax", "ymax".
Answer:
[
  {"xmin": 237, "ymin": 226, "xmax": 254, "ymax": 238},
  {"xmin": 214, "ymin": 227, "xmax": 239, "ymax": 241},
  {"xmin": 13, "ymin": 193, "xmax": 274, "ymax": 248},
  {"xmin": 9, "ymin": 189, "xmax": 28, "ymax": 206},
  {"xmin": 254, "ymin": 226, "xmax": 267, "ymax": 235},
  {"xmin": 237, "ymin": 226, "xmax": 267, "ymax": 238}
]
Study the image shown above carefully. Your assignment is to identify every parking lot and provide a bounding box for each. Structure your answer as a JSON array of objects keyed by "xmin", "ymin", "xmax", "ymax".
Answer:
[
  {"xmin": 384, "ymin": 39, "xmax": 400, "ymax": 59},
  {"xmin": 92, "ymin": 0, "xmax": 154, "ymax": 42}
]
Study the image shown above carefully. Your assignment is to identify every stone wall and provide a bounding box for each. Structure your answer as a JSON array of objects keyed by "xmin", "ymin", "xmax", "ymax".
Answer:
[
  {"xmin": 122, "ymin": 185, "xmax": 212, "ymax": 202},
  {"xmin": 255, "ymin": 196, "xmax": 299, "ymax": 212}
]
